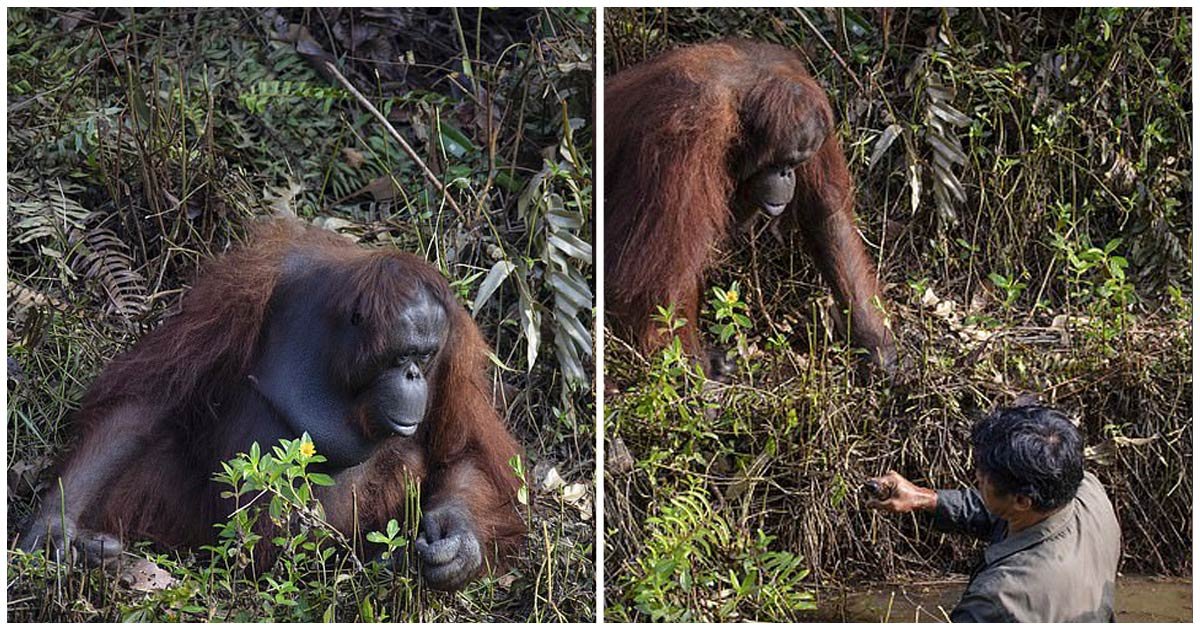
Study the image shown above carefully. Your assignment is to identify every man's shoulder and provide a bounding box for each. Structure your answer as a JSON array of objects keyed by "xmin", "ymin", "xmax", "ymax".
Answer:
[
  {"xmin": 1076, "ymin": 471, "xmax": 1121, "ymax": 541},
  {"xmin": 1078, "ymin": 471, "xmax": 1112, "ymax": 506},
  {"xmin": 1080, "ymin": 471, "xmax": 1104, "ymax": 494}
]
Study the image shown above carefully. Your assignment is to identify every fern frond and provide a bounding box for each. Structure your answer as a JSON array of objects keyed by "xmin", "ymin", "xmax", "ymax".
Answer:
[{"xmin": 907, "ymin": 51, "xmax": 971, "ymax": 225}]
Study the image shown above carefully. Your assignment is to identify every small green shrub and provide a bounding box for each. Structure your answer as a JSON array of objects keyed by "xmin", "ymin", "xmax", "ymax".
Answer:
[
  {"xmin": 121, "ymin": 435, "xmax": 419, "ymax": 622},
  {"xmin": 609, "ymin": 304, "xmax": 817, "ymax": 622}
]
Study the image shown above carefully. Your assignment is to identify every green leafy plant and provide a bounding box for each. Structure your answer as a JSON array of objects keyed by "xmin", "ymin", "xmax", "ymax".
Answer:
[
  {"xmin": 365, "ymin": 519, "xmax": 408, "ymax": 561},
  {"xmin": 626, "ymin": 486, "xmax": 815, "ymax": 622},
  {"xmin": 708, "ymin": 282, "xmax": 752, "ymax": 346},
  {"xmin": 103, "ymin": 435, "xmax": 420, "ymax": 622},
  {"xmin": 1050, "ymin": 202, "xmax": 1138, "ymax": 338},
  {"xmin": 987, "ymin": 271, "xmax": 1027, "ymax": 309}
]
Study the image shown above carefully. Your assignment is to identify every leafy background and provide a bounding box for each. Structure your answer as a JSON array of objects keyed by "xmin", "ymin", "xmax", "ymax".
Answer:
[
  {"xmin": 7, "ymin": 7, "xmax": 594, "ymax": 622},
  {"xmin": 604, "ymin": 7, "xmax": 1190, "ymax": 622}
]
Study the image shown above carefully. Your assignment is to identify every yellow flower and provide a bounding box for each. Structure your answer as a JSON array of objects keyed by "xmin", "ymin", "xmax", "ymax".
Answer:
[
  {"xmin": 299, "ymin": 441, "xmax": 316, "ymax": 458},
  {"xmin": 726, "ymin": 290, "xmax": 738, "ymax": 303}
]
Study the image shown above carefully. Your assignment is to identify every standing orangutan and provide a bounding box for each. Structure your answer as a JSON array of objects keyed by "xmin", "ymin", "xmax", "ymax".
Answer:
[
  {"xmin": 605, "ymin": 39, "xmax": 896, "ymax": 374},
  {"xmin": 18, "ymin": 218, "xmax": 524, "ymax": 591}
]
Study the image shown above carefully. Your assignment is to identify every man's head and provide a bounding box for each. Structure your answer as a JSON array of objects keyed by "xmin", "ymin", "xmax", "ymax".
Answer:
[{"xmin": 971, "ymin": 405, "xmax": 1085, "ymax": 519}]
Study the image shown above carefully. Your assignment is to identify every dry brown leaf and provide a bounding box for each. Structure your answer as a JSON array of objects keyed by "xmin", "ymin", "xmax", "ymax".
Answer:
[{"xmin": 119, "ymin": 557, "xmax": 178, "ymax": 593}]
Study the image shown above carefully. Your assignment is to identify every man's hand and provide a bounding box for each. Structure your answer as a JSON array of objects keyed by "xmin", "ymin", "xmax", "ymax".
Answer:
[{"xmin": 864, "ymin": 471, "xmax": 938, "ymax": 513}]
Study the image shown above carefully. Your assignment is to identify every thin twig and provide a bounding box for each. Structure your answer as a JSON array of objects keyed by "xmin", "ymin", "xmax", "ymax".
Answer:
[
  {"xmin": 794, "ymin": 9, "xmax": 865, "ymax": 94},
  {"xmin": 314, "ymin": 57, "xmax": 466, "ymax": 220}
]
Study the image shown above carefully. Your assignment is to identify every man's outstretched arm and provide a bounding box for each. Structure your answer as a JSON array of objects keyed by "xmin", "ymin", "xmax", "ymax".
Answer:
[{"xmin": 865, "ymin": 471, "xmax": 1000, "ymax": 540}]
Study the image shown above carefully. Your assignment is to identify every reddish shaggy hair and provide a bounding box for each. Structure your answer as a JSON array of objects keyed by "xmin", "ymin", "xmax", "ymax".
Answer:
[
  {"xmin": 605, "ymin": 40, "xmax": 895, "ymax": 370},
  {"xmin": 41, "ymin": 218, "xmax": 524, "ymax": 579}
]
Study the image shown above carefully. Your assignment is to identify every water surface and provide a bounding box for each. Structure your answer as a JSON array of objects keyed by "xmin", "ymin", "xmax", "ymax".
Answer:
[{"xmin": 810, "ymin": 576, "xmax": 1190, "ymax": 623}]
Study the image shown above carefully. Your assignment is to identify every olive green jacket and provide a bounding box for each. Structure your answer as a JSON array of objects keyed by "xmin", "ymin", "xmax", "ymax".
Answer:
[{"xmin": 932, "ymin": 472, "xmax": 1121, "ymax": 622}]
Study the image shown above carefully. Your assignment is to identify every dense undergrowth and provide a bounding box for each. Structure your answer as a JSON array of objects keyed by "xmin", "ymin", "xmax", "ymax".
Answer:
[
  {"xmin": 604, "ymin": 8, "xmax": 1191, "ymax": 622},
  {"xmin": 7, "ymin": 7, "xmax": 595, "ymax": 622}
]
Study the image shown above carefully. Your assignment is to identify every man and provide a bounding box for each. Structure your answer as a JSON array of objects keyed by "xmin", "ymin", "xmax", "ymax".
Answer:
[{"xmin": 867, "ymin": 405, "xmax": 1122, "ymax": 622}]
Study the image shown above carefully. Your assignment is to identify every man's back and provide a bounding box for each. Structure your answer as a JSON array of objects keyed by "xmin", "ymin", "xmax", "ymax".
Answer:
[{"xmin": 950, "ymin": 472, "xmax": 1122, "ymax": 622}]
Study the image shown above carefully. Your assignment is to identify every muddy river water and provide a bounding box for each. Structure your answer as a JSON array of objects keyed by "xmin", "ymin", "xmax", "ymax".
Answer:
[{"xmin": 807, "ymin": 576, "xmax": 1191, "ymax": 622}]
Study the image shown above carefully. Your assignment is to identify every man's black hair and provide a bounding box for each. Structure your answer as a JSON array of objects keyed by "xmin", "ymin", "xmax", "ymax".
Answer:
[{"xmin": 971, "ymin": 405, "xmax": 1084, "ymax": 512}]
